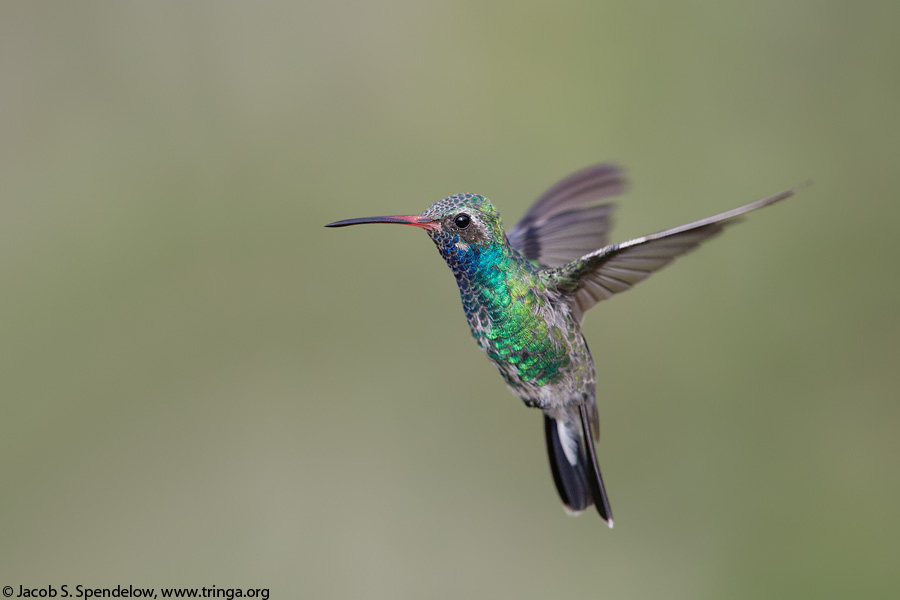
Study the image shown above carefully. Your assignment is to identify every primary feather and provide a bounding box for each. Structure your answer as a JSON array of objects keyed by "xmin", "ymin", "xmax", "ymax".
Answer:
[{"xmin": 507, "ymin": 163, "xmax": 625, "ymax": 267}]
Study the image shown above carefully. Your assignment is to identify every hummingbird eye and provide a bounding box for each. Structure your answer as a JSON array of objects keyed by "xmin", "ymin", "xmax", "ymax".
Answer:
[{"xmin": 454, "ymin": 213, "xmax": 471, "ymax": 229}]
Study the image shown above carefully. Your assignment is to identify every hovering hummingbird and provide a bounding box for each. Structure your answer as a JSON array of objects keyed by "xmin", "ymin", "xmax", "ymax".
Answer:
[{"xmin": 326, "ymin": 164, "xmax": 794, "ymax": 528}]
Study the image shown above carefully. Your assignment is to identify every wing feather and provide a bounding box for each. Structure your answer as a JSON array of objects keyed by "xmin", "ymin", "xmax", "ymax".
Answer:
[
  {"xmin": 507, "ymin": 164, "xmax": 627, "ymax": 267},
  {"xmin": 553, "ymin": 188, "xmax": 796, "ymax": 322}
]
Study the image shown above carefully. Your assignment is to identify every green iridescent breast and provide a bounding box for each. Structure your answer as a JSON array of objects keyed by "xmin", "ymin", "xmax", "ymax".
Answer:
[{"xmin": 429, "ymin": 231, "xmax": 572, "ymax": 387}]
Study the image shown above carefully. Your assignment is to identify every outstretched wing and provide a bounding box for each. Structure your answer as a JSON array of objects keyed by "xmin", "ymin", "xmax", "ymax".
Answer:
[
  {"xmin": 507, "ymin": 163, "xmax": 627, "ymax": 267},
  {"xmin": 552, "ymin": 188, "xmax": 796, "ymax": 323}
]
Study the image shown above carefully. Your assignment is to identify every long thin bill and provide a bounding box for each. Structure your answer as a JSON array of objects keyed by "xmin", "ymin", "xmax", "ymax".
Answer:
[{"xmin": 324, "ymin": 215, "xmax": 436, "ymax": 229}]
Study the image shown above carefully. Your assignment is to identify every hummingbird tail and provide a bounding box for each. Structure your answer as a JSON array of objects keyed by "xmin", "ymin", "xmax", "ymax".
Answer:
[
  {"xmin": 579, "ymin": 403, "xmax": 613, "ymax": 527},
  {"xmin": 544, "ymin": 414, "xmax": 592, "ymax": 514},
  {"xmin": 544, "ymin": 408, "xmax": 613, "ymax": 526}
]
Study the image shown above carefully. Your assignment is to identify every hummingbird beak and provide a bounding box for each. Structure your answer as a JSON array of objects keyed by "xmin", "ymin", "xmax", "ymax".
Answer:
[{"xmin": 324, "ymin": 215, "xmax": 438, "ymax": 229}]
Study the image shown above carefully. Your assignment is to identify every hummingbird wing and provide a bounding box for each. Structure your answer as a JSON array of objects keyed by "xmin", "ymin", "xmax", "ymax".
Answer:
[
  {"xmin": 507, "ymin": 163, "xmax": 626, "ymax": 267},
  {"xmin": 552, "ymin": 188, "xmax": 795, "ymax": 323}
]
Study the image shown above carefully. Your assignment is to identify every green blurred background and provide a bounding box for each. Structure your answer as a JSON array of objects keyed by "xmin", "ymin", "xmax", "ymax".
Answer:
[{"xmin": 2, "ymin": 1, "xmax": 898, "ymax": 598}]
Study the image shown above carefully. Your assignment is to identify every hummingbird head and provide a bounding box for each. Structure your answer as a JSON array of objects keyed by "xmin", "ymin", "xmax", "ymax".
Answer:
[
  {"xmin": 420, "ymin": 193, "xmax": 505, "ymax": 246},
  {"xmin": 326, "ymin": 194, "xmax": 514, "ymax": 286},
  {"xmin": 326, "ymin": 194, "xmax": 517, "ymax": 289},
  {"xmin": 325, "ymin": 193, "xmax": 508, "ymax": 250}
]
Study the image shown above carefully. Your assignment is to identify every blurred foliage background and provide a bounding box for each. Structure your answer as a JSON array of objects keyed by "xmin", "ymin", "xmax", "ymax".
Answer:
[{"xmin": 2, "ymin": 1, "xmax": 898, "ymax": 598}]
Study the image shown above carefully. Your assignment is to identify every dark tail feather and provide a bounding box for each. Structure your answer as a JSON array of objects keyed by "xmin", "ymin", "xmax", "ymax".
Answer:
[
  {"xmin": 544, "ymin": 414, "xmax": 592, "ymax": 513},
  {"xmin": 544, "ymin": 409, "xmax": 614, "ymax": 527},
  {"xmin": 543, "ymin": 409, "xmax": 614, "ymax": 527},
  {"xmin": 579, "ymin": 404, "xmax": 613, "ymax": 527}
]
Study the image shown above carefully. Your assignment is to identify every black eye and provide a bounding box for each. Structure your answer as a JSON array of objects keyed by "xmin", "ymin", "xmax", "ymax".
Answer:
[{"xmin": 454, "ymin": 213, "xmax": 471, "ymax": 229}]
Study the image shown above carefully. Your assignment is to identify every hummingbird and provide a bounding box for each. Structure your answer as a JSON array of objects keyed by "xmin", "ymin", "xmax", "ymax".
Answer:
[{"xmin": 326, "ymin": 163, "xmax": 794, "ymax": 528}]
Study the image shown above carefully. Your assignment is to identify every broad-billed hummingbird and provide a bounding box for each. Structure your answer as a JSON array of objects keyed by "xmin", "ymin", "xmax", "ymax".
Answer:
[{"xmin": 326, "ymin": 163, "xmax": 794, "ymax": 527}]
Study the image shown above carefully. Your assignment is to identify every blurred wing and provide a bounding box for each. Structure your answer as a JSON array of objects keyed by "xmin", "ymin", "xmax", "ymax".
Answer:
[
  {"xmin": 554, "ymin": 188, "xmax": 795, "ymax": 322},
  {"xmin": 507, "ymin": 163, "xmax": 627, "ymax": 267}
]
